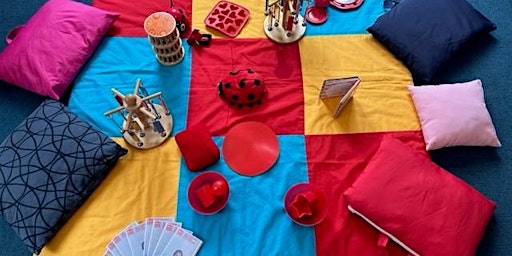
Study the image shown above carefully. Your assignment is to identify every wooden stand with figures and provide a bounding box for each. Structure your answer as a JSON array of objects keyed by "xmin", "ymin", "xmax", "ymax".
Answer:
[
  {"xmin": 264, "ymin": 0, "xmax": 307, "ymax": 44},
  {"xmin": 104, "ymin": 79, "xmax": 173, "ymax": 149}
]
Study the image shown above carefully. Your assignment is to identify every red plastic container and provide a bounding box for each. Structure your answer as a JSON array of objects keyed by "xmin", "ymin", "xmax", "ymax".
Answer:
[
  {"xmin": 284, "ymin": 182, "xmax": 328, "ymax": 226},
  {"xmin": 188, "ymin": 171, "xmax": 230, "ymax": 215},
  {"xmin": 204, "ymin": 1, "xmax": 250, "ymax": 38},
  {"xmin": 330, "ymin": 0, "xmax": 364, "ymax": 10}
]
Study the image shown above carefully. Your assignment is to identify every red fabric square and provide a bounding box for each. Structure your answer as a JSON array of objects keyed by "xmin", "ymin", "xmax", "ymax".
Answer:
[
  {"xmin": 188, "ymin": 38, "xmax": 304, "ymax": 136},
  {"xmin": 305, "ymin": 131, "xmax": 425, "ymax": 256},
  {"xmin": 175, "ymin": 122, "xmax": 220, "ymax": 171},
  {"xmin": 92, "ymin": 0, "xmax": 192, "ymax": 36}
]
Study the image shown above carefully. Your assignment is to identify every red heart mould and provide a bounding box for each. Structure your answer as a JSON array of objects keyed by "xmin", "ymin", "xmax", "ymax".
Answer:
[{"xmin": 204, "ymin": 1, "xmax": 250, "ymax": 38}]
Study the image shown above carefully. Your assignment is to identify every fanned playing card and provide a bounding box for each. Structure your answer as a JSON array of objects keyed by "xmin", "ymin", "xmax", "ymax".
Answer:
[
  {"xmin": 105, "ymin": 217, "xmax": 202, "ymax": 256},
  {"xmin": 144, "ymin": 217, "xmax": 174, "ymax": 256},
  {"xmin": 319, "ymin": 76, "xmax": 360, "ymax": 118},
  {"xmin": 126, "ymin": 223, "xmax": 145, "ymax": 256},
  {"xmin": 161, "ymin": 227, "xmax": 203, "ymax": 256}
]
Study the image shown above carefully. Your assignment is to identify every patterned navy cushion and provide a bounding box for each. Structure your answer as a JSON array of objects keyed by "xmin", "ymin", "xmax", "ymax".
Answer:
[{"xmin": 0, "ymin": 99, "xmax": 127, "ymax": 254}]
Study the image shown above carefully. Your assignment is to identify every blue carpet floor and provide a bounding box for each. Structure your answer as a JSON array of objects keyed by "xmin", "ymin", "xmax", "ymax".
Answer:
[
  {"xmin": 0, "ymin": 0, "xmax": 91, "ymax": 255},
  {"xmin": 429, "ymin": 1, "xmax": 512, "ymax": 254},
  {"xmin": 0, "ymin": 0, "xmax": 511, "ymax": 255}
]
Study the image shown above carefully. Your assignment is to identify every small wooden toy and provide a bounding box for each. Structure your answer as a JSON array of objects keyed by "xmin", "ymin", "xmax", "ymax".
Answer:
[
  {"xmin": 319, "ymin": 76, "xmax": 360, "ymax": 118},
  {"xmin": 104, "ymin": 79, "xmax": 173, "ymax": 149},
  {"xmin": 144, "ymin": 12, "xmax": 185, "ymax": 66},
  {"xmin": 264, "ymin": 0, "xmax": 307, "ymax": 44}
]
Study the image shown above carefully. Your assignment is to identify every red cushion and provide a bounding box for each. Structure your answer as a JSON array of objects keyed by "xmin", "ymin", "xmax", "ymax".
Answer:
[
  {"xmin": 343, "ymin": 136, "xmax": 496, "ymax": 256},
  {"xmin": 175, "ymin": 123, "xmax": 220, "ymax": 171}
]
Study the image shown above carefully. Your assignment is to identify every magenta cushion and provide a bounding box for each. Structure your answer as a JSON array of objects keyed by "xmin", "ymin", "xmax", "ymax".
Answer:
[
  {"xmin": 344, "ymin": 136, "xmax": 496, "ymax": 256},
  {"xmin": 0, "ymin": 0, "xmax": 118, "ymax": 100},
  {"xmin": 408, "ymin": 79, "xmax": 501, "ymax": 150}
]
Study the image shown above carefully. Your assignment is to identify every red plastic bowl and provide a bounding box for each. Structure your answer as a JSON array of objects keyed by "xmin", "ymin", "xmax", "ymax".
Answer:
[
  {"xmin": 188, "ymin": 171, "xmax": 230, "ymax": 214},
  {"xmin": 284, "ymin": 182, "xmax": 328, "ymax": 226}
]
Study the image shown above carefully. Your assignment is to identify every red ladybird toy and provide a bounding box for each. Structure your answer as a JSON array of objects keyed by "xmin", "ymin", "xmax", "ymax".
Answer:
[
  {"xmin": 218, "ymin": 69, "xmax": 266, "ymax": 108},
  {"xmin": 168, "ymin": 1, "xmax": 190, "ymax": 38}
]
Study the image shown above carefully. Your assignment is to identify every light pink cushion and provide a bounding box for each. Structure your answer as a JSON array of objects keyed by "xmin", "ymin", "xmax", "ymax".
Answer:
[
  {"xmin": 0, "ymin": 0, "xmax": 118, "ymax": 100},
  {"xmin": 408, "ymin": 79, "xmax": 501, "ymax": 150}
]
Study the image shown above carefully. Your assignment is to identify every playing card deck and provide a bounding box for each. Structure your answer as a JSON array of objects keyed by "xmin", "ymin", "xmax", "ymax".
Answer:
[{"xmin": 104, "ymin": 217, "xmax": 203, "ymax": 256}]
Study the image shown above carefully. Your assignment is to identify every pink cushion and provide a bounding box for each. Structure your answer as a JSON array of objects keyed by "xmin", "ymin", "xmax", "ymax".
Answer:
[
  {"xmin": 344, "ymin": 136, "xmax": 496, "ymax": 256},
  {"xmin": 408, "ymin": 79, "xmax": 501, "ymax": 150},
  {"xmin": 0, "ymin": 0, "xmax": 118, "ymax": 100}
]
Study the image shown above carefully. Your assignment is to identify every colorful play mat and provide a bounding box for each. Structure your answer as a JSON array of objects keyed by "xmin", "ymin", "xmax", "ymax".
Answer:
[{"xmin": 37, "ymin": 0, "xmax": 426, "ymax": 255}]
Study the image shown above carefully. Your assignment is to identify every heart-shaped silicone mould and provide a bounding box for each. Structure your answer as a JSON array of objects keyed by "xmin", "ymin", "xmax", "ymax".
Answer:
[{"xmin": 204, "ymin": 0, "xmax": 250, "ymax": 38}]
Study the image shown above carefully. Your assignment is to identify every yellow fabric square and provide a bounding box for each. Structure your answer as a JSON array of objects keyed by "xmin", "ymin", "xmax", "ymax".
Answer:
[
  {"xmin": 38, "ymin": 138, "xmax": 182, "ymax": 256},
  {"xmin": 300, "ymin": 34, "xmax": 421, "ymax": 135},
  {"xmin": 192, "ymin": 0, "xmax": 266, "ymax": 39}
]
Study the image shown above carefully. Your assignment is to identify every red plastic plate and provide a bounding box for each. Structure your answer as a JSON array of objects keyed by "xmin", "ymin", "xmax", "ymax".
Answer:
[
  {"xmin": 222, "ymin": 121, "xmax": 279, "ymax": 176},
  {"xmin": 284, "ymin": 182, "xmax": 328, "ymax": 226},
  {"xmin": 187, "ymin": 171, "xmax": 230, "ymax": 215},
  {"xmin": 330, "ymin": 0, "xmax": 364, "ymax": 10},
  {"xmin": 204, "ymin": 1, "xmax": 250, "ymax": 38},
  {"xmin": 305, "ymin": 7, "xmax": 327, "ymax": 24}
]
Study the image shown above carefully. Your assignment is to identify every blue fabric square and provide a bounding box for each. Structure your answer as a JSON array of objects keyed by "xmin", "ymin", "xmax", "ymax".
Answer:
[
  {"xmin": 367, "ymin": 0, "xmax": 496, "ymax": 83},
  {"xmin": 177, "ymin": 135, "xmax": 315, "ymax": 255},
  {"xmin": 0, "ymin": 99, "xmax": 127, "ymax": 254},
  {"xmin": 69, "ymin": 37, "xmax": 192, "ymax": 138}
]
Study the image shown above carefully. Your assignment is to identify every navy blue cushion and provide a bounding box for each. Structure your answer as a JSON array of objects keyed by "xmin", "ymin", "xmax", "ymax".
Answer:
[
  {"xmin": 0, "ymin": 99, "xmax": 127, "ymax": 254},
  {"xmin": 367, "ymin": 0, "xmax": 496, "ymax": 84}
]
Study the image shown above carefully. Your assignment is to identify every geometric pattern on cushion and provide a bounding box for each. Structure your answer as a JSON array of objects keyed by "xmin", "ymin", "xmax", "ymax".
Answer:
[{"xmin": 0, "ymin": 99, "xmax": 127, "ymax": 254}]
